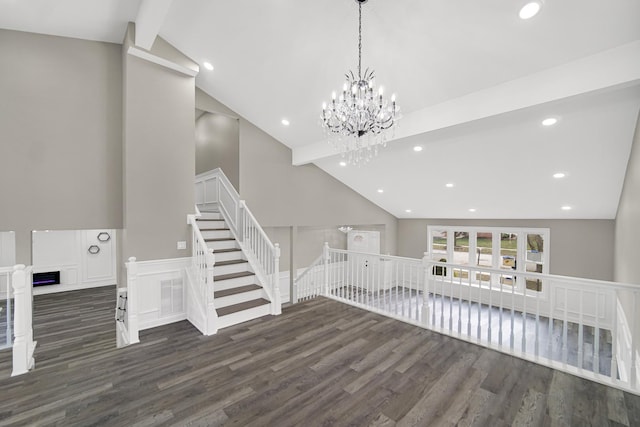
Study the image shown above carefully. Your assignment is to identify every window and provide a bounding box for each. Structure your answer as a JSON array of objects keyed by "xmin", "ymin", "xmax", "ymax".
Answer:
[{"xmin": 427, "ymin": 226, "xmax": 550, "ymax": 292}]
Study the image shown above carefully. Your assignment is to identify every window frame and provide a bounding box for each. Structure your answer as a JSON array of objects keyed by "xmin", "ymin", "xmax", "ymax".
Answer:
[{"xmin": 427, "ymin": 225, "xmax": 550, "ymax": 293}]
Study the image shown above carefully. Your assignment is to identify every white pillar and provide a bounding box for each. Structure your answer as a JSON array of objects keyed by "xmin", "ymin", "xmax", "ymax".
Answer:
[
  {"xmin": 205, "ymin": 249, "xmax": 218, "ymax": 335},
  {"xmin": 126, "ymin": 257, "xmax": 140, "ymax": 345},
  {"xmin": 421, "ymin": 253, "xmax": 430, "ymax": 326},
  {"xmin": 272, "ymin": 244, "xmax": 282, "ymax": 315},
  {"xmin": 12, "ymin": 264, "xmax": 34, "ymax": 376},
  {"xmin": 323, "ymin": 242, "xmax": 330, "ymax": 297}
]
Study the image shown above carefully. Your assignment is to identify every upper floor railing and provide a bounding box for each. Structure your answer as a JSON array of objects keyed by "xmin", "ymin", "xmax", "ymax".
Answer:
[
  {"xmin": 194, "ymin": 168, "xmax": 281, "ymax": 316},
  {"xmin": 294, "ymin": 244, "xmax": 640, "ymax": 395}
]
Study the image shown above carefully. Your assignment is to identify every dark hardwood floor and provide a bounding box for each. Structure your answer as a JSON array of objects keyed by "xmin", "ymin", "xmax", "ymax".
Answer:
[{"xmin": 0, "ymin": 287, "xmax": 638, "ymax": 426}]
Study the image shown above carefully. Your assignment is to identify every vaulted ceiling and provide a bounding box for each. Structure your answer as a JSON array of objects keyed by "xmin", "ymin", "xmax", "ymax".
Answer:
[{"xmin": 2, "ymin": 0, "xmax": 639, "ymax": 219}]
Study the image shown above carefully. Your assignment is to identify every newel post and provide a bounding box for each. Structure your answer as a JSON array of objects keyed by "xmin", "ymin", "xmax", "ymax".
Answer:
[
  {"xmin": 12, "ymin": 264, "xmax": 32, "ymax": 376},
  {"xmin": 421, "ymin": 252, "xmax": 430, "ymax": 326},
  {"xmin": 205, "ymin": 249, "xmax": 218, "ymax": 335},
  {"xmin": 323, "ymin": 242, "xmax": 330, "ymax": 297},
  {"xmin": 126, "ymin": 257, "xmax": 140, "ymax": 345},
  {"xmin": 272, "ymin": 244, "xmax": 282, "ymax": 315}
]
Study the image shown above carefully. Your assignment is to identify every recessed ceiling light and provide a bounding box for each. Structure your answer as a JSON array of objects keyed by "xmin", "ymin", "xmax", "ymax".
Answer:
[
  {"xmin": 339, "ymin": 161, "xmax": 347, "ymax": 167},
  {"xmin": 377, "ymin": 189, "xmax": 384, "ymax": 193},
  {"xmin": 519, "ymin": 1, "xmax": 542, "ymax": 20},
  {"xmin": 445, "ymin": 183, "xmax": 454, "ymax": 188},
  {"xmin": 413, "ymin": 146, "xmax": 423, "ymax": 152},
  {"xmin": 561, "ymin": 206, "xmax": 572, "ymax": 211},
  {"xmin": 405, "ymin": 209, "xmax": 412, "ymax": 213},
  {"xmin": 553, "ymin": 172, "xmax": 566, "ymax": 179},
  {"xmin": 542, "ymin": 117, "xmax": 558, "ymax": 126},
  {"xmin": 203, "ymin": 62, "xmax": 214, "ymax": 71},
  {"xmin": 281, "ymin": 119, "xmax": 290, "ymax": 126},
  {"xmin": 469, "ymin": 208, "xmax": 477, "ymax": 212}
]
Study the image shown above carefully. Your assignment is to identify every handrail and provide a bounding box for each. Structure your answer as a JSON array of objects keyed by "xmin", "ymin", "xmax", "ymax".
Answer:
[
  {"xmin": 194, "ymin": 168, "xmax": 281, "ymax": 316},
  {"xmin": 294, "ymin": 244, "xmax": 640, "ymax": 395}
]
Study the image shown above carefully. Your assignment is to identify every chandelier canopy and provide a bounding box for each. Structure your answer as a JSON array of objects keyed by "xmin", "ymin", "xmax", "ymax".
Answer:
[{"xmin": 321, "ymin": 0, "xmax": 400, "ymax": 165}]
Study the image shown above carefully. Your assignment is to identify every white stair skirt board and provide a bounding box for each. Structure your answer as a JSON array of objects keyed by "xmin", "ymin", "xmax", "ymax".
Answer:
[{"xmin": 217, "ymin": 302, "xmax": 271, "ymax": 329}]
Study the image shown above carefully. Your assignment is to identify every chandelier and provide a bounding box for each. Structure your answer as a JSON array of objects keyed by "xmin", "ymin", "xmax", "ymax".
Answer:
[{"xmin": 321, "ymin": 0, "xmax": 400, "ymax": 165}]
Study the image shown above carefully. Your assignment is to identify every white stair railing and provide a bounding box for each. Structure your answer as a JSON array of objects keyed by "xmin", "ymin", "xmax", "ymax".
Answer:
[
  {"xmin": 294, "ymin": 244, "xmax": 640, "ymax": 395},
  {"xmin": 11, "ymin": 264, "xmax": 36, "ymax": 376},
  {"xmin": 187, "ymin": 211, "xmax": 218, "ymax": 335},
  {"xmin": 194, "ymin": 169, "xmax": 281, "ymax": 315}
]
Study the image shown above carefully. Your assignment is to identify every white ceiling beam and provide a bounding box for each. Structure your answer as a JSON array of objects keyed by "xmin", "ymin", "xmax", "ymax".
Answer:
[
  {"xmin": 292, "ymin": 41, "xmax": 640, "ymax": 166},
  {"xmin": 134, "ymin": 0, "xmax": 173, "ymax": 50}
]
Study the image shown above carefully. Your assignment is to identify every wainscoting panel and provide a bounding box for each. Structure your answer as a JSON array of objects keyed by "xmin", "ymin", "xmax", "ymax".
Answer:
[{"xmin": 136, "ymin": 258, "xmax": 190, "ymax": 330}]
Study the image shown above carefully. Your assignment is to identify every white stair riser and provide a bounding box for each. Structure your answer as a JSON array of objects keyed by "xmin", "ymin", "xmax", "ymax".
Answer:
[
  {"xmin": 217, "ymin": 303, "xmax": 272, "ymax": 329},
  {"xmin": 214, "ymin": 289, "xmax": 267, "ymax": 309},
  {"xmin": 197, "ymin": 219, "xmax": 227, "ymax": 229},
  {"xmin": 199, "ymin": 212, "xmax": 223, "ymax": 220},
  {"xmin": 202, "ymin": 229, "xmax": 233, "ymax": 240},
  {"xmin": 215, "ymin": 262, "xmax": 250, "ymax": 276},
  {"xmin": 207, "ymin": 240, "xmax": 238, "ymax": 251},
  {"xmin": 214, "ymin": 251, "xmax": 245, "ymax": 263},
  {"xmin": 215, "ymin": 275, "xmax": 256, "ymax": 291}
]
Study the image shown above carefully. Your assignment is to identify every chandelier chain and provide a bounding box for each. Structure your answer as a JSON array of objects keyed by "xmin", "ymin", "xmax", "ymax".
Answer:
[{"xmin": 358, "ymin": 1, "xmax": 362, "ymax": 80}]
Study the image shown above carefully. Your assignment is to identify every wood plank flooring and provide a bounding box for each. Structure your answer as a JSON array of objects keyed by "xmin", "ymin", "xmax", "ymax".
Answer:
[{"xmin": 0, "ymin": 287, "xmax": 639, "ymax": 426}]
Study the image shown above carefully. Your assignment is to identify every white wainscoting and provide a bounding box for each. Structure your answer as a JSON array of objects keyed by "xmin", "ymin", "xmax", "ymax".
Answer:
[
  {"xmin": 32, "ymin": 229, "xmax": 117, "ymax": 295},
  {"xmin": 136, "ymin": 257, "xmax": 191, "ymax": 331}
]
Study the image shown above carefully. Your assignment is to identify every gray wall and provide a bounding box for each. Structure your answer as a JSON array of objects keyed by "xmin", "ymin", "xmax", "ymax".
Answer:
[
  {"xmin": 195, "ymin": 88, "xmax": 399, "ymax": 276},
  {"xmin": 0, "ymin": 29, "xmax": 123, "ymax": 264},
  {"xmin": 398, "ymin": 218, "xmax": 615, "ymax": 281},
  {"xmin": 614, "ymin": 110, "xmax": 640, "ymax": 364},
  {"xmin": 195, "ymin": 111, "xmax": 239, "ymax": 189},
  {"xmin": 121, "ymin": 24, "xmax": 195, "ymax": 262},
  {"xmin": 615, "ymin": 110, "xmax": 640, "ymax": 285}
]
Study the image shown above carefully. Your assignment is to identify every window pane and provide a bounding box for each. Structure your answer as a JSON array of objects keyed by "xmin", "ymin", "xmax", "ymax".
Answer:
[
  {"xmin": 431, "ymin": 230, "xmax": 447, "ymax": 261},
  {"xmin": 453, "ymin": 231, "xmax": 470, "ymax": 279},
  {"xmin": 526, "ymin": 233, "xmax": 544, "ymax": 291},
  {"xmin": 475, "ymin": 232, "xmax": 492, "ymax": 282},
  {"xmin": 500, "ymin": 233, "xmax": 517, "ymax": 286}
]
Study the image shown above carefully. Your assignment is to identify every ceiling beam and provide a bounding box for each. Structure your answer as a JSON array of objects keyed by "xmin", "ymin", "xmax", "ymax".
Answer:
[
  {"xmin": 292, "ymin": 41, "xmax": 640, "ymax": 166},
  {"xmin": 134, "ymin": 0, "xmax": 173, "ymax": 50}
]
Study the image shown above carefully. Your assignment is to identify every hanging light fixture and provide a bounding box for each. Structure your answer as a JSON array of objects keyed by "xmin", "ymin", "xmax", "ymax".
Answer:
[{"xmin": 321, "ymin": 0, "xmax": 400, "ymax": 165}]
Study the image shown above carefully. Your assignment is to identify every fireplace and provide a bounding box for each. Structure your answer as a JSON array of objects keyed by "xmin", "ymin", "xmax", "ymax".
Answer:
[{"xmin": 33, "ymin": 271, "xmax": 60, "ymax": 286}]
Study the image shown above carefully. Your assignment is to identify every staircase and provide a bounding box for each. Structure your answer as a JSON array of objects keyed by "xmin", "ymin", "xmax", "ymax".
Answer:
[{"xmin": 197, "ymin": 210, "xmax": 272, "ymax": 329}]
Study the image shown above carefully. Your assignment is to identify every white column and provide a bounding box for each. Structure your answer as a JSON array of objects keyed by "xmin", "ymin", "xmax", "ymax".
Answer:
[
  {"xmin": 205, "ymin": 249, "xmax": 218, "ymax": 335},
  {"xmin": 421, "ymin": 253, "xmax": 430, "ymax": 325},
  {"xmin": 323, "ymin": 242, "xmax": 330, "ymax": 297},
  {"xmin": 126, "ymin": 257, "xmax": 140, "ymax": 345},
  {"xmin": 11, "ymin": 264, "xmax": 33, "ymax": 376},
  {"xmin": 272, "ymin": 244, "xmax": 282, "ymax": 315}
]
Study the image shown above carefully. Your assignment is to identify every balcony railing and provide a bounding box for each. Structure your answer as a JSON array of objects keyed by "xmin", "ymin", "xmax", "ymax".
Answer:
[{"xmin": 294, "ymin": 244, "xmax": 640, "ymax": 395}]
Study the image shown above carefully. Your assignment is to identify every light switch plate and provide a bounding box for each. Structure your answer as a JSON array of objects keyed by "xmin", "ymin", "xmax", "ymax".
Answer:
[{"xmin": 177, "ymin": 241, "xmax": 187, "ymax": 250}]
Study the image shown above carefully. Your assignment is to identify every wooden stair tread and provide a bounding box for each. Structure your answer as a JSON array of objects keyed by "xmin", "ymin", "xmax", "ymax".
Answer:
[
  {"xmin": 200, "ymin": 228, "xmax": 230, "ymax": 231},
  {"xmin": 205, "ymin": 238, "xmax": 235, "ymax": 242},
  {"xmin": 217, "ymin": 298, "xmax": 270, "ymax": 317},
  {"xmin": 215, "ymin": 248, "xmax": 242, "ymax": 253},
  {"xmin": 214, "ymin": 284, "xmax": 261, "ymax": 299},
  {"xmin": 215, "ymin": 259, "xmax": 247, "ymax": 266},
  {"xmin": 215, "ymin": 271, "xmax": 254, "ymax": 281}
]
